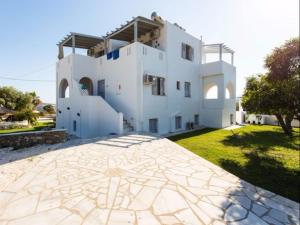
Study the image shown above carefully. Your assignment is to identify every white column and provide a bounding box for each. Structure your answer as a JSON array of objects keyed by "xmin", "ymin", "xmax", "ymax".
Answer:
[
  {"xmin": 72, "ymin": 35, "xmax": 75, "ymax": 54},
  {"xmin": 219, "ymin": 44, "xmax": 222, "ymax": 61},
  {"xmin": 231, "ymin": 53, "xmax": 234, "ymax": 65},
  {"xmin": 134, "ymin": 21, "xmax": 138, "ymax": 42}
]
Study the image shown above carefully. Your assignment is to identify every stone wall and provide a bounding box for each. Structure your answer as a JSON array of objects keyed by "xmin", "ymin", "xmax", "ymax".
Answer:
[{"xmin": 0, "ymin": 129, "xmax": 67, "ymax": 149}]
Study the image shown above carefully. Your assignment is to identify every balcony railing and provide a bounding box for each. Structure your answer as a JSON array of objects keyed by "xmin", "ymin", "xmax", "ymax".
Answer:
[{"xmin": 202, "ymin": 43, "xmax": 234, "ymax": 65}]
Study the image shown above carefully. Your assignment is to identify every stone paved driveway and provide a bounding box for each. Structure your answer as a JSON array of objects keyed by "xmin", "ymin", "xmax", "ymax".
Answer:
[{"xmin": 0, "ymin": 134, "xmax": 299, "ymax": 225}]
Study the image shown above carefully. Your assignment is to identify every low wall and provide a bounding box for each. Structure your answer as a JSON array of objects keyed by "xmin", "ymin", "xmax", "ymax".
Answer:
[
  {"xmin": 0, "ymin": 129, "xmax": 67, "ymax": 149},
  {"xmin": 0, "ymin": 120, "xmax": 28, "ymax": 129}
]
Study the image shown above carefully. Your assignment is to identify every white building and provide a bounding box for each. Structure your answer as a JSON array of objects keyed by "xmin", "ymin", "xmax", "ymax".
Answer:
[{"xmin": 56, "ymin": 13, "xmax": 236, "ymax": 138}]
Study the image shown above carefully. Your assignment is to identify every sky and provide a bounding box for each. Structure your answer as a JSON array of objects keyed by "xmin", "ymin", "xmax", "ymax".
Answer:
[{"xmin": 0, "ymin": 0, "xmax": 298, "ymax": 103}]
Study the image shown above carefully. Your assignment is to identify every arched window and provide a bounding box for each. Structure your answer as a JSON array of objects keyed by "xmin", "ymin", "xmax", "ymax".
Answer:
[
  {"xmin": 59, "ymin": 79, "xmax": 69, "ymax": 98},
  {"xmin": 79, "ymin": 77, "xmax": 93, "ymax": 95},
  {"xmin": 204, "ymin": 83, "xmax": 218, "ymax": 99},
  {"xmin": 226, "ymin": 82, "xmax": 234, "ymax": 99}
]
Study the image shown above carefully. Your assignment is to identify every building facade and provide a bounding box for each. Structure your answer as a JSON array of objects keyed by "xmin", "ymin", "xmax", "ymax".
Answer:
[{"xmin": 56, "ymin": 13, "xmax": 236, "ymax": 138}]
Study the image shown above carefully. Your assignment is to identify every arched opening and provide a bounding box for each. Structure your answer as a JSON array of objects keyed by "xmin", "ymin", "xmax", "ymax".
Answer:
[
  {"xmin": 59, "ymin": 79, "xmax": 69, "ymax": 98},
  {"xmin": 204, "ymin": 83, "xmax": 218, "ymax": 99},
  {"xmin": 79, "ymin": 77, "xmax": 93, "ymax": 95},
  {"xmin": 225, "ymin": 82, "xmax": 234, "ymax": 99}
]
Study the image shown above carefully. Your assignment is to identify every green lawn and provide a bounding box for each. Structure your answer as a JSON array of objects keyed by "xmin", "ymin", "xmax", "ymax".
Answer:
[
  {"xmin": 168, "ymin": 125, "xmax": 300, "ymax": 202},
  {"xmin": 0, "ymin": 121, "xmax": 55, "ymax": 134}
]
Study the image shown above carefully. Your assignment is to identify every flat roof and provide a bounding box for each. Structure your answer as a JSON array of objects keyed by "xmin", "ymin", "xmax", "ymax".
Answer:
[{"xmin": 57, "ymin": 32, "xmax": 104, "ymax": 49}]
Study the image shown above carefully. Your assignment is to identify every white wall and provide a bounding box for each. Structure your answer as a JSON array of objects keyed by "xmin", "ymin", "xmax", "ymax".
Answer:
[
  {"xmin": 56, "ymin": 54, "xmax": 123, "ymax": 138},
  {"xmin": 56, "ymin": 19, "xmax": 237, "ymax": 138}
]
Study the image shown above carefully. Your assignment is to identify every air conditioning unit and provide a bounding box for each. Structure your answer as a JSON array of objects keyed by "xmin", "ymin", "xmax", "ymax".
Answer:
[
  {"xmin": 186, "ymin": 122, "xmax": 191, "ymax": 130},
  {"xmin": 143, "ymin": 75, "xmax": 154, "ymax": 85}
]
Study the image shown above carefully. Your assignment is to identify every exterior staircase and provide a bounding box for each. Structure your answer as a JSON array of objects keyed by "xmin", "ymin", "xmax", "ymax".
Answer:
[{"xmin": 123, "ymin": 118, "xmax": 134, "ymax": 133}]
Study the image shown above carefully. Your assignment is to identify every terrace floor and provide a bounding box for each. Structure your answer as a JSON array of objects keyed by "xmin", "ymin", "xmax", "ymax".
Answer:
[{"xmin": 0, "ymin": 134, "xmax": 299, "ymax": 225}]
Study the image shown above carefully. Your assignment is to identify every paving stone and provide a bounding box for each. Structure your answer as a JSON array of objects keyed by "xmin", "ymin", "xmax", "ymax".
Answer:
[
  {"xmin": 136, "ymin": 211, "xmax": 160, "ymax": 225},
  {"xmin": 224, "ymin": 204, "xmax": 247, "ymax": 222},
  {"xmin": 153, "ymin": 189, "xmax": 188, "ymax": 215},
  {"xmin": 229, "ymin": 212, "xmax": 268, "ymax": 225},
  {"xmin": 230, "ymin": 195, "xmax": 252, "ymax": 209},
  {"xmin": 252, "ymin": 202, "xmax": 268, "ymax": 217},
  {"xmin": 262, "ymin": 215, "xmax": 284, "ymax": 225},
  {"xmin": 175, "ymin": 208, "xmax": 203, "ymax": 225},
  {"xmin": 107, "ymin": 210, "xmax": 135, "ymax": 225},
  {"xmin": 268, "ymin": 208, "xmax": 290, "ymax": 224},
  {"xmin": 7, "ymin": 208, "xmax": 71, "ymax": 225},
  {"xmin": 0, "ymin": 134, "xmax": 298, "ymax": 225},
  {"xmin": 82, "ymin": 208, "xmax": 109, "ymax": 225}
]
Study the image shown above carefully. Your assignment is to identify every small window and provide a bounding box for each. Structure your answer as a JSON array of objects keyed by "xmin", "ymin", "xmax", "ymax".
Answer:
[
  {"xmin": 175, "ymin": 116, "xmax": 182, "ymax": 130},
  {"xmin": 194, "ymin": 114, "xmax": 199, "ymax": 126},
  {"xmin": 73, "ymin": 120, "xmax": 77, "ymax": 132},
  {"xmin": 181, "ymin": 43, "xmax": 194, "ymax": 61},
  {"xmin": 176, "ymin": 81, "xmax": 180, "ymax": 90},
  {"xmin": 184, "ymin": 82, "xmax": 191, "ymax": 97},
  {"xmin": 149, "ymin": 118, "xmax": 158, "ymax": 133},
  {"xmin": 152, "ymin": 77, "xmax": 165, "ymax": 96}
]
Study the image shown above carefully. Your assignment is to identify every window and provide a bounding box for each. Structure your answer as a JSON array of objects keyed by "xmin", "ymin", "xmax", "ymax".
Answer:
[
  {"xmin": 149, "ymin": 118, "xmax": 158, "ymax": 133},
  {"xmin": 152, "ymin": 77, "xmax": 165, "ymax": 96},
  {"xmin": 175, "ymin": 116, "xmax": 182, "ymax": 129},
  {"xmin": 194, "ymin": 114, "xmax": 199, "ymax": 126},
  {"xmin": 181, "ymin": 43, "xmax": 194, "ymax": 61},
  {"xmin": 73, "ymin": 120, "xmax": 77, "ymax": 132},
  {"xmin": 176, "ymin": 81, "xmax": 180, "ymax": 90},
  {"xmin": 184, "ymin": 82, "xmax": 191, "ymax": 97}
]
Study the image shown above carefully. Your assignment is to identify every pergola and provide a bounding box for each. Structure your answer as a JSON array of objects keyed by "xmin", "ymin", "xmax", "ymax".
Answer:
[
  {"xmin": 202, "ymin": 43, "xmax": 235, "ymax": 65},
  {"xmin": 104, "ymin": 16, "xmax": 163, "ymax": 42},
  {"xmin": 57, "ymin": 33, "xmax": 104, "ymax": 59},
  {"xmin": 57, "ymin": 16, "xmax": 163, "ymax": 59}
]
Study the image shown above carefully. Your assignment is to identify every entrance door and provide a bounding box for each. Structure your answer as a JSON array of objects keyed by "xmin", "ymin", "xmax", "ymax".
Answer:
[
  {"xmin": 230, "ymin": 114, "xmax": 234, "ymax": 125},
  {"xmin": 97, "ymin": 80, "xmax": 105, "ymax": 99}
]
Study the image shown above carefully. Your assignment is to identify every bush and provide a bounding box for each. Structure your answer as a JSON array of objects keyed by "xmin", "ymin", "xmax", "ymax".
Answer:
[{"xmin": 14, "ymin": 110, "xmax": 37, "ymax": 125}]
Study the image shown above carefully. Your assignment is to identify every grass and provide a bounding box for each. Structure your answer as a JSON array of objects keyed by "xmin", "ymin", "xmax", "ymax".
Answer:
[
  {"xmin": 168, "ymin": 125, "xmax": 300, "ymax": 202},
  {"xmin": 0, "ymin": 121, "xmax": 55, "ymax": 134}
]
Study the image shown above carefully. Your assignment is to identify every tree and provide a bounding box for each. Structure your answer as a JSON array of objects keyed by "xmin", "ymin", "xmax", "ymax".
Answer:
[
  {"xmin": 242, "ymin": 38, "xmax": 300, "ymax": 135},
  {"xmin": 43, "ymin": 104, "xmax": 55, "ymax": 114},
  {"xmin": 0, "ymin": 87, "xmax": 42, "ymax": 111},
  {"xmin": 14, "ymin": 109, "xmax": 38, "ymax": 125}
]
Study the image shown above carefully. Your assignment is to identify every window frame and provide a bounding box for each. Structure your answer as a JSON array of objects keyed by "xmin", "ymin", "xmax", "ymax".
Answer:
[
  {"xmin": 152, "ymin": 77, "xmax": 166, "ymax": 96},
  {"xmin": 194, "ymin": 114, "xmax": 199, "ymax": 126},
  {"xmin": 175, "ymin": 116, "xmax": 182, "ymax": 130},
  {"xmin": 176, "ymin": 81, "xmax": 180, "ymax": 90},
  {"xmin": 149, "ymin": 118, "xmax": 158, "ymax": 133},
  {"xmin": 184, "ymin": 82, "xmax": 191, "ymax": 98},
  {"xmin": 181, "ymin": 43, "xmax": 194, "ymax": 61}
]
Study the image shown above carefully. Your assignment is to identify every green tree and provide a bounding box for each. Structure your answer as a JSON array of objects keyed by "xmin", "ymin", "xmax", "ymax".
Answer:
[
  {"xmin": 14, "ymin": 109, "xmax": 38, "ymax": 125},
  {"xmin": 242, "ymin": 38, "xmax": 300, "ymax": 135},
  {"xmin": 43, "ymin": 104, "xmax": 55, "ymax": 114},
  {"xmin": 0, "ymin": 87, "xmax": 41, "ymax": 111}
]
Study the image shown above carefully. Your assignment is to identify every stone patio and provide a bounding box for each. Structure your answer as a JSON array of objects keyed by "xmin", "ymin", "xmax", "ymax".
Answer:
[{"xmin": 0, "ymin": 134, "xmax": 299, "ymax": 225}]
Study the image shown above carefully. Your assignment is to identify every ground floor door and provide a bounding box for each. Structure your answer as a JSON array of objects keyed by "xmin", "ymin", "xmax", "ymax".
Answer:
[{"xmin": 97, "ymin": 80, "xmax": 105, "ymax": 99}]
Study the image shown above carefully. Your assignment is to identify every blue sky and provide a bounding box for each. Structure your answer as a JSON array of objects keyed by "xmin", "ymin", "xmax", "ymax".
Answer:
[{"xmin": 0, "ymin": 0, "xmax": 298, "ymax": 103}]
